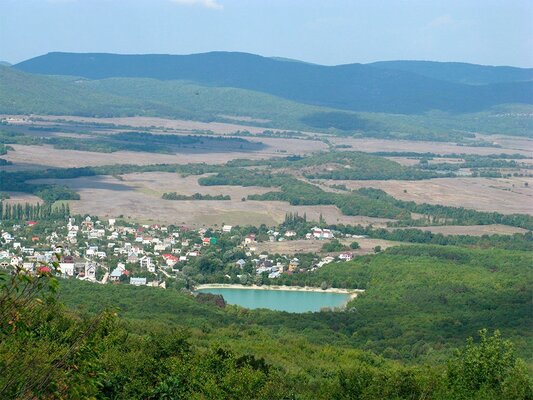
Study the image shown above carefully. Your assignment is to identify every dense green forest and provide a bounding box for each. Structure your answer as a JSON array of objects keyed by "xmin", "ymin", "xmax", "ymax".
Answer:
[
  {"xmin": 1, "ymin": 244, "xmax": 531, "ymax": 398},
  {"xmin": 55, "ymin": 245, "xmax": 532, "ymax": 363}
]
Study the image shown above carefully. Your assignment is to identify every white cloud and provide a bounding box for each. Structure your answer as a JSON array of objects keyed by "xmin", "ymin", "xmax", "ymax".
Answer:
[{"xmin": 171, "ymin": 0, "xmax": 223, "ymax": 10}]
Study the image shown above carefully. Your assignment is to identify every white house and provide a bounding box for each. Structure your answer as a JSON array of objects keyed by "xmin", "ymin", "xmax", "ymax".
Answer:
[
  {"xmin": 339, "ymin": 252, "xmax": 353, "ymax": 261},
  {"xmin": 130, "ymin": 277, "xmax": 147, "ymax": 286},
  {"xmin": 154, "ymin": 244, "xmax": 168, "ymax": 252},
  {"xmin": 311, "ymin": 227, "xmax": 334, "ymax": 240},
  {"xmin": 22, "ymin": 262, "xmax": 35, "ymax": 273},
  {"xmin": 59, "ymin": 262, "xmax": 75, "ymax": 277},
  {"xmin": 140, "ymin": 256, "xmax": 156, "ymax": 273},
  {"xmin": 84, "ymin": 263, "xmax": 97, "ymax": 281}
]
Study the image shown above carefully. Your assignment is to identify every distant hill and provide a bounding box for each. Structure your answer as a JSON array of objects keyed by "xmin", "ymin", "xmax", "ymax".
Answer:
[
  {"xmin": 369, "ymin": 60, "xmax": 533, "ymax": 85},
  {"xmin": 14, "ymin": 52, "xmax": 533, "ymax": 114},
  {"xmin": 0, "ymin": 61, "xmax": 11, "ymax": 67},
  {"xmin": 2, "ymin": 65, "xmax": 531, "ymax": 138},
  {"xmin": 0, "ymin": 65, "xmax": 173, "ymax": 117}
]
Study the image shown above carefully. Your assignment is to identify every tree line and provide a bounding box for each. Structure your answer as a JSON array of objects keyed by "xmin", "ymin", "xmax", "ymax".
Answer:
[{"xmin": 0, "ymin": 201, "xmax": 70, "ymax": 222}]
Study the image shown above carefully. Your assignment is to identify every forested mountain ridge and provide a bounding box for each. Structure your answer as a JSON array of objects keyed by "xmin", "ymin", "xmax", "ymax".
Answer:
[
  {"xmin": 370, "ymin": 60, "xmax": 533, "ymax": 85},
  {"xmin": 14, "ymin": 51, "xmax": 533, "ymax": 114}
]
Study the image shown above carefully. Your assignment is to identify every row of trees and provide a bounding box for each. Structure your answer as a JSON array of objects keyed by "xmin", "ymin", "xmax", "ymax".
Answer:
[
  {"xmin": 0, "ymin": 201, "xmax": 70, "ymax": 222},
  {"xmin": 162, "ymin": 192, "xmax": 231, "ymax": 200}
]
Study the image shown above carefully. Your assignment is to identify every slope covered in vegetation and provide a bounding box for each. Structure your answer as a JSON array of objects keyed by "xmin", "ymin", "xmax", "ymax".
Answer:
[
  {"xmin": 1, "ymin": 244, "xmax": 531, "ymax": 399},
  {"xmin": 15, "ymin": 52, "xmax": 533, "ymax": 114}
]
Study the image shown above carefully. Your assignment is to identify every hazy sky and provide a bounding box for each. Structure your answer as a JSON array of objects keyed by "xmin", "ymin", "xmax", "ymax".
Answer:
[{"xmin": 1, "ymin": 0, "xmax": 532, "ymax": 67}]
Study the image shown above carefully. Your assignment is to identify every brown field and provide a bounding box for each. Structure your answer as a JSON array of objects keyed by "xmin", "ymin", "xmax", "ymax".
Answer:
[
  {"xmin": 1, "ymin": 137, "xmax": 326, "ymax": 170},
  {"xmin": 2, "ymin": 192, "xmax": 43, "ymax": 205},
  {"xmin": 384, "ymin": 157, "xmax": 420, "ymax": 166},
  {"xmin": 27, "ymin": 115, "xmax": 296, "ymax": 135},
  {"xmin": 396, "ymin": 224, "xmax": 528, "ymax": 236},
  {"xmin": 327, "ymin": 136, "xmax": 533, "ymax": 157},
  {"xmin": 330, "ymin": 177, "xmax": 533, "ymax": 215},
  {"xmin": 31, "ymin": 173, "xmax": 391, "ymax": 227},
  {"xmin": 253, "ymin": 238, "xmax": 399, "ymax": 256},
  {"xmin": 476, "ymin": 134, "xmax": 533, "ymax": 153}
]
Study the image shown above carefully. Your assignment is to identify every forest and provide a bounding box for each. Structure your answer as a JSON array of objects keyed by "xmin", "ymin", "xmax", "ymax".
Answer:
[{"xmin": 1, "ymin": 246, "xmax": 531, "ymax": 399}]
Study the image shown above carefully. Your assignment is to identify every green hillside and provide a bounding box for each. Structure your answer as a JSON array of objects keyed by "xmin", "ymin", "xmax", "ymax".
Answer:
[
  {"xmin": 371, "ymin": 60, "xmax": 533, "ymax": 85},
  {"xmin": 78, "ymin": 77, "xmax": 533, "ymax": 138},
  {"xmin": 2, "ymin": 244, "xmax": 531, "ymax": 398},
  {"xmin": 0, "ymin": 66, "xmax": 152, "ymax": 116},
  {"xmin": 1, "ymin": 66, "xmax": 531, "ymax": 139},
  {"xmin": 81, "ymin": 76, "xmax": 333, "ymax": 129},
  {"xmin": 15, "ymin": 51, "xmax": 533, "ymax": 114}
]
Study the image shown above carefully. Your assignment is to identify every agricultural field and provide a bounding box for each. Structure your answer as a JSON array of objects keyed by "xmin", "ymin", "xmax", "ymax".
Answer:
[
  {"xmin": 331, "ymin": 176, "xmax": 533, "ymax": 215},
  {"xmin": 327, "ymin": 136, "xmax": 533, "ymax": 157},
  {"xmin": 2, "ymin": 117, "xmax": 532, "ymax": 226},
  {"xmin": 11, "ymin": 115, "xmax": 283, "ymax": 134},
  {"xmin": 403, "ymin": 224, "xmax": 528, "ymax": 236},
  {"xmin": 254, "ymin": 238, "xmax": 398, "ymax": 256},
  {"xmin": 31, "ymin": 173, "xmax": 393, "ymax": 227},
  {"xmin": 1, "ymin": 192, "xmax": 42, "ymax": 205},
  {"xmin": 1, "ymin": 136, "xmax": 326, "ymax": 170}
]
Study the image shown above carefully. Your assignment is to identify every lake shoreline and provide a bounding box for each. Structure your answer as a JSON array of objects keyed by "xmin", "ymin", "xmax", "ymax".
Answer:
[{"xmin": 195, "ymin": 283, "xmax": 365, "ymax": 303}]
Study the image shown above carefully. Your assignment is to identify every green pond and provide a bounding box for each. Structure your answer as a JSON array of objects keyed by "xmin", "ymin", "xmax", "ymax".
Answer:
[{"xmin": 196, "ymin": 288, "xmax": 351, "ymax": 313}]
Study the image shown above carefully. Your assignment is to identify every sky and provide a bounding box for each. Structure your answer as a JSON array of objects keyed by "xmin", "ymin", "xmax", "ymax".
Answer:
[{"xmin": 1, "ymin": 0, "xmax": 532, "ymax": 67}]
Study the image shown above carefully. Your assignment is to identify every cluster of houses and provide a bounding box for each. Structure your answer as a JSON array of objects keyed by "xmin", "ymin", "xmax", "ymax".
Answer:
[
  {"xmin": 1, "ymin": 215, "xmax": 364, "ymax": 288},
  {"xmin": 1, "ymin": 218, "xmax": 242, "ymax": 286}
]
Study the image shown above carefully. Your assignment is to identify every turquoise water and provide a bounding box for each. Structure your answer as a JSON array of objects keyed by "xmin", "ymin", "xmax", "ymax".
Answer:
[{"xmin": 196, "ymin": 288, "xmax": 350, "ymax": 313}]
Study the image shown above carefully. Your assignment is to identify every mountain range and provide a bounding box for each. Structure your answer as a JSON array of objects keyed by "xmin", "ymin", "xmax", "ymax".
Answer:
[{"xmin": 14, "ymin": 52, "xmax": 533, "ymax": 114}]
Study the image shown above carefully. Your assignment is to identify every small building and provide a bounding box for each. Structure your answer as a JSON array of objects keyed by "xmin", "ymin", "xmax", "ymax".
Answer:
[
  {"xmin": 162, "ymin": 253, "xmax": 179, "ymax": 267},
  {"xmin": 244, "ymin": 234, "xmax": 256, "ymax": 245},
  {"xmin": 311, "ymin": 227, "xmax": 334, "ymax": 240},
  {"xmin": 130, "ymin": 277, "xmax": 147, "ymax": 286},
  {"xmin": 110, "ymin": 267, "xmax": 128, "ymax": 282},
  {"xmin": 339, "ymin": 252, "xmax": 353, "ymax": 261},
  {"xmin": 59, "ymin": 262, "xmax": 75, "ymax": 277}
]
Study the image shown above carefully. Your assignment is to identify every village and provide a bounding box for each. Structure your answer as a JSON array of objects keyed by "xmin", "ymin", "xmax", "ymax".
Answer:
[{"xmin": 0, "ymin": 215, "xmax": 366, "ymax": 289}]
